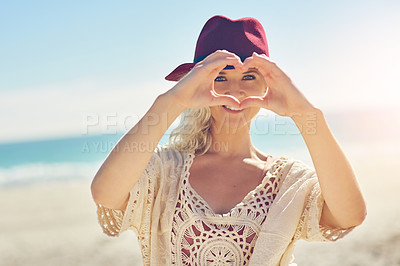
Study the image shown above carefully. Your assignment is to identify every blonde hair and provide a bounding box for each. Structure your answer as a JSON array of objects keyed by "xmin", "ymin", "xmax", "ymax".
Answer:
[{"xmin": 169, "ymin": 107, "xmax": 213, "ymax": 155}]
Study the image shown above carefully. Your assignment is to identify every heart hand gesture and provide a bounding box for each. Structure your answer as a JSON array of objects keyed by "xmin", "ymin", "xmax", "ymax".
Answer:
[
  {"xmin": 239, "ymin": 52, "xmax": 315, "ymax": 117},
  {"xmin": 169, "ymin": 50, "xmax": 243, "ymax": 110}
]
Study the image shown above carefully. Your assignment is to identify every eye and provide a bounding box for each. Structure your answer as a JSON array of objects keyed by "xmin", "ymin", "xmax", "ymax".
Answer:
[
  {"xmin": 214, "ymin": 76, "xmax": 226, "ymax": 82},
  {"xmin": 242, "ymin": 75, "xmax": 255, "ymax": 80}
]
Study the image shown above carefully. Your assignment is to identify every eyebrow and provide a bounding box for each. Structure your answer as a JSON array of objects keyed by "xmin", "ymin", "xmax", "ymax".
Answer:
[{"xmin": 243, "ymin": 70, "xmax": 258, "ymax": 75}]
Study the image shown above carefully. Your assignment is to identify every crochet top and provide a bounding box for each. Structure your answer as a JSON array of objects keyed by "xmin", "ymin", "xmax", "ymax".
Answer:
[{"xmin": 96, "ymin": 145, "xmax": 354, "ymax": 265}]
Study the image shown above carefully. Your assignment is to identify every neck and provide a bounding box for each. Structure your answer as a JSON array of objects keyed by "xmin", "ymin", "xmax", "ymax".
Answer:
[{"xmin": 207, "ymin": 122, "xmax": 256, "ymax": 158}]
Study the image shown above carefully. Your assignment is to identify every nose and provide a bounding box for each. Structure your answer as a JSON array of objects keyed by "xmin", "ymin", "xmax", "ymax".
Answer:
[{"xmin": 224, "ymin": 81, "xmax": 245, "ymax": 100}]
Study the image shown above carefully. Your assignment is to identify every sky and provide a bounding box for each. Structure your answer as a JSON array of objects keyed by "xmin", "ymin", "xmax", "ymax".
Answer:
[{"xmin": 1, "ymin": 0, "xmax": 399, "ymax": 143}]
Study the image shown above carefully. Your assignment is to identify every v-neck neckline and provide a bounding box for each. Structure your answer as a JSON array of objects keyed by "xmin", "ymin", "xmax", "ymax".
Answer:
[{"xmin": 182, "ymin": 151, "xmax": 285, "ymax": 217}]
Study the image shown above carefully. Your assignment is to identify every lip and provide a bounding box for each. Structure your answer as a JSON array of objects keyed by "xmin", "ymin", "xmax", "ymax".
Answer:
[{"xmin": 222, "ymin": 105, "xmax": 244, "ymax": 113}]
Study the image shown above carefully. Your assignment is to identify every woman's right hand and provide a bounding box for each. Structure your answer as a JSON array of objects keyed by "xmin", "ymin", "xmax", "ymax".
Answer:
[{"xmin": 168, "ymin": 50, "xmax": 243, "ymax": 110}]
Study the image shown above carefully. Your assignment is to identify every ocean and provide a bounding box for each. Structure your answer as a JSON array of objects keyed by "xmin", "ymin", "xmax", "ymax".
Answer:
[{"xmin": 0, "ymin": 115, "xmax": 312, "ymax": 187}]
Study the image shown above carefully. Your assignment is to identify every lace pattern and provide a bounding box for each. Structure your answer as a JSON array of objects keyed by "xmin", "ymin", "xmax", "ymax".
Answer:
[
  {"xmin": 95, "ymin": 145, "xmax": 358, "ymax": 266},
  {"xmin": 96, "ymin": 203, "xmax": 124, "ymax": 237},
  {"xmin": 294, "ymin": 181, "xmax": 355, "ymax": 242},
  {"xmin": 170, "ymin": 152, "xmax": 288, "ymax": 265},
  {"xmin": 96, "ymin": 150, "xmax": 162, "ymax": 265}
]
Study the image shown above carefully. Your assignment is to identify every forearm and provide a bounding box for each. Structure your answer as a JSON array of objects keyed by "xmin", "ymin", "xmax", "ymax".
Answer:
[
  {"xmin": 291, "ymin": 108, "xmax": 367, "ymax": 228},
  {"xmin": 91, "ymin": 91, "xmax": 185, "ymax": 209}
]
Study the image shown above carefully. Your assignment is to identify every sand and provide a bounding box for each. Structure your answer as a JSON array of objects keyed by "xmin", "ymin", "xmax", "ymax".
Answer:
[
  {"xmin": 1, "ymin": 137, "xmax": 400, "ymax": 266},
  {"xmin": 294, "ymin": 138, "xmax": 400, "ymax": 266}
]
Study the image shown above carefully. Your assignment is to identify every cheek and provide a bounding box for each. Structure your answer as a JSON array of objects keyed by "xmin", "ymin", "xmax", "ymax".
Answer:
[
  {"xmin": 213, "ymin": 83, "xmax": 226, "ymax": 94},
  {"xmin": 243, "ymin": 82, "xmax": 266, "ymax": 96}
]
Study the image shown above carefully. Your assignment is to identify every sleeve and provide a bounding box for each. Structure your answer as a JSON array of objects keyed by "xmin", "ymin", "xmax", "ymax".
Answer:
[
  {"xmin": 294, "ymin": 176, "xmax": 356, "ymax": 242},
  {"xmin": 96, "ymin": 145, "xmax": 164, "ymax": 237}
]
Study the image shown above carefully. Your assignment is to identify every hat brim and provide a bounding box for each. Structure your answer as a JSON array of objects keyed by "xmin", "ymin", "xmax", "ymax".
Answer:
[{"xmin": 165, "ymin": 63, "xmax": 196, "ymax": 81}]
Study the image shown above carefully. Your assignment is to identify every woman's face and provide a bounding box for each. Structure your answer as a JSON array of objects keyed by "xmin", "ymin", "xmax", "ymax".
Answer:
[{"xmin": 210, "ymin": 67, "xmax": 267, "ymax": 132}]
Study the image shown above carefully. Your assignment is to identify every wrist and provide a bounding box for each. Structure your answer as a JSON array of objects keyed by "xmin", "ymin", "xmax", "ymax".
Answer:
[
  {"xmin": 159, "ymin": 90, "xmax": 187, "ymax": 115},
  {"xmin": 290, "ymin": 107, "xmax": 323, "ymax": 135},
  {"xmin": 290, "ymin": 106, "xmax": 321, "ymax": 120}
]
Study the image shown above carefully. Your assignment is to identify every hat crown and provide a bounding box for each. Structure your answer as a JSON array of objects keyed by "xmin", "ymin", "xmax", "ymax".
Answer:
[
  {"xmin": 193, "ymin": 15, "xmax": 269, "ymax": 63},
  {"xmin": 165, "ymin": 15, "xmax": 269, "ymax": 81}
]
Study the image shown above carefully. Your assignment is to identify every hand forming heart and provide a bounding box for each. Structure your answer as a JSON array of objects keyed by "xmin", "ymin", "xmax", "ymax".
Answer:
[
  {"xmin": 169, "ymin": 50, "xmax": 315, "ymax": 118},
  {"xmin": 238, "ymin": 52, "xmax": 315, "ymax": 117},
  {"xmin": 169, "ymin": 50, "xmax": 243, "ymax": 110}
]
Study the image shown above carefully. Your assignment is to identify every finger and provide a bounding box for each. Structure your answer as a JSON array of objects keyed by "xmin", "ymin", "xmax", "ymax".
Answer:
[
  {"xmin": 199, "ymin": 50, "xmax": 244, "ymax": 72},
  {"xmin": 205, "ymin": 49, "xmax": 242, "ymax": 61},
  {"xmin": 205, "ymin": 56, "xmax": 244, "ymax": 73},
  {"xmin": 242, "ymin": 54, "xmax": 255, "ymax": 66},
  {"xmin": 239, "ymin": 96, "xmax": 267, "ymax": 109},
  {"xmin": 243, "ymin": 52, "xmax": 276, "ymax": 74},
  {"xmin": 198, "ymin": 50, "xmax": 241, "ymax": 69},
  {"xmin": 251, "ymin": 52, "xmax": 275, "ymax": 64},
  {"xmin": 209, "ymin": 90, "xmax": 241, "ymax": 107},
  {"xmin": 243, "ymin": 57, "xmax": 269, "ymax": 73}
]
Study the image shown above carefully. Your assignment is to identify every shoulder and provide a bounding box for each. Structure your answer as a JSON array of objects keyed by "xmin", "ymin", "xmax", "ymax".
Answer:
[
  {"xmin": 276, "ymin": 157, "xmax": 318, "ymax": 193},
  {"xmin": 144, "ymin": 144, "xmax": 188, "ymax": 186},
  {"xmin": 254, "ymin": 149, "xmax": 294, "ymax": 171},
  {"xmin": 268, "ymin": 155, "xmax": 292, "ymax": 171},
  {"xmin": 264, "ymin": 155, "xmax": 316, "ymax": 186},
  {"xmin": 268, "ymin": 154, "xmax": 314, "ymax": 173},
  {"xmin": 154, "ymin": 144, "xmax": 188, "ymax": 168},
  {"xmin": 286, "ymin": 158, "xmax": 315, "ymax": 177}
]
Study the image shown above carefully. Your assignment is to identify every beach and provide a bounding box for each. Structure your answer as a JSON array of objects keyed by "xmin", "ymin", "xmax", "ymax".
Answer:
[
  {"xmin": 2, "ymin": 0, "xmax": 399, "ymax": 264},
  {"xmin": 294, "ymin": 137, "xmax": 400, "ymax": 266},
  {"xmin": 1, "ymin": 136, "xmax": 400, "ymax": 266}
]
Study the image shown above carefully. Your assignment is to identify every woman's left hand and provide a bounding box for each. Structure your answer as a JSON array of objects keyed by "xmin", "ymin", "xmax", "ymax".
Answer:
[{"xmin": 239, "ymin": 52, "xmax": 315, "ymax": 117}]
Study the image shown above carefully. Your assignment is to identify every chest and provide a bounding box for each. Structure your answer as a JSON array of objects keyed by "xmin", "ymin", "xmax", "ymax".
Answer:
[
  {"xmin": 170, "ymin": 155, "xmax": 285, "ymax": 265},
  {"xmin": 188, "ymin": 159, "xmax": 269, "ymax": 215}
]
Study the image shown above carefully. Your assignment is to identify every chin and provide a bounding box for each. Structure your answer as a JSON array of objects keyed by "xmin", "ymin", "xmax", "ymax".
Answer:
[{"xmin": 211, "ymin": 118, "xmax": 252, "ymax": 134}]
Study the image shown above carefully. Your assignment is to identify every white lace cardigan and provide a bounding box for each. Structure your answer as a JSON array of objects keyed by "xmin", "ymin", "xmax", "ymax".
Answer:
[{"xmin": 96, "ymin": 144, "xmax": 354, "ymax": 265}]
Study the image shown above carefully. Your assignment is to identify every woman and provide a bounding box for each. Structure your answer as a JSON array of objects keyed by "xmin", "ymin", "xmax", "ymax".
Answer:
[{"xmin": 91, "ymin": 15, "xmax": 367, "ymax": 265}]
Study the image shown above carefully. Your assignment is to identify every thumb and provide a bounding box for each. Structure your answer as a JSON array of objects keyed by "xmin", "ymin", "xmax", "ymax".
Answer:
[
  {"xmin": 209, "ymin": 91, "xmax": 241, "ymax": 108},
  {"xmin": 240, "ymin": 97, "xmax": 266, "ymax": 109}
]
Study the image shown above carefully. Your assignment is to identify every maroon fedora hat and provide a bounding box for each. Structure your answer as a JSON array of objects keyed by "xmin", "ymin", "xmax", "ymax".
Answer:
[{"xmin": 165, "ymin": 15, "xmax": 269, "ymax": 81}]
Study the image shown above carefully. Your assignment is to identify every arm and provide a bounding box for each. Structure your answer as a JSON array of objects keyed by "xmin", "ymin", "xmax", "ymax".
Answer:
[
  {"xmin": 291, "ymin": 108, "xmax": 367, "ymax": 229},
  {"xmin": 91, "ymin": 92, "xmax": 184, "ymax": 210},
  {"xmin": 240, "ymin": 52, "xmax": 367, "ymax": 229},
  {"xmin": 91, "ymin": 50, "xmax": 243, "ymax": 210}
]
